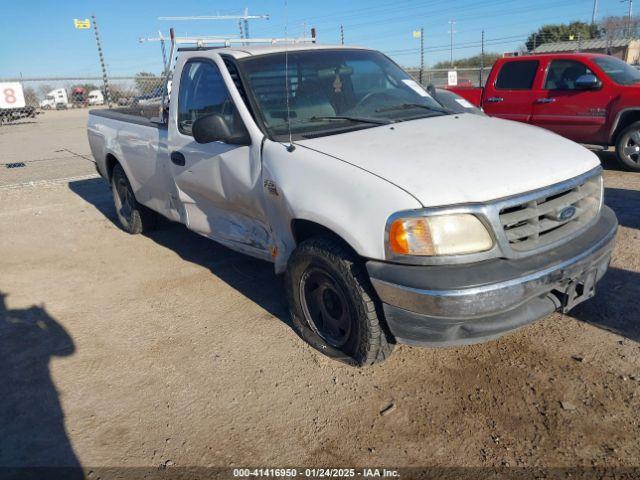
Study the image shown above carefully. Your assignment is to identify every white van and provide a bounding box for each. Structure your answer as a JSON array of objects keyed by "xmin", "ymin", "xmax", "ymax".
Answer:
[
  {"xmin": 40, "ymin": 88, "xmax": 68, "ymax": 110},
  {"xmin": 88, "ymin": 90, "xmax": 105, "ymax": 106}
]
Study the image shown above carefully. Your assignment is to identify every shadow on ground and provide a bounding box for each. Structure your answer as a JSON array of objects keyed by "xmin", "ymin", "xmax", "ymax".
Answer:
[
  {"xmin": 68, "ymin": 178, "xmax": 289, "ymax": 325},
  {"xmin": 0, "ymin": 292, "xmax": 83, "ymax": 479},
  {"xmin": 595, "ymin": 150, "xmax": 626, "ymax": 172},
  {"xmin": 569, "ymin": 267, "xmax": 640, "ymax": 343},
  {"xmin": 604, "ymin": 187, "xmax": 640, "ymax": 229}
]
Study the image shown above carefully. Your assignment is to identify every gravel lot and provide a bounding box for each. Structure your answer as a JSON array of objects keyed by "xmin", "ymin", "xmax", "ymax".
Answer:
[{"xmin": 1, "ymin": 110, "xmax": 639, "ymax": 475}]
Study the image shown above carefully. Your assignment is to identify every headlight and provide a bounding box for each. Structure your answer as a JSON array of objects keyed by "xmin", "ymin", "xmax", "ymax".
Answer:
[{"xmin": 388, "ymin": 213, "xmax": 493, "ymax": 256}]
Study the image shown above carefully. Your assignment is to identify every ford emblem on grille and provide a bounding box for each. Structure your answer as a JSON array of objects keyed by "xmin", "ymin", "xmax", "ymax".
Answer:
[{"xmin": 559, "ymin": 206, "xmax": 577, "ymax": 221}]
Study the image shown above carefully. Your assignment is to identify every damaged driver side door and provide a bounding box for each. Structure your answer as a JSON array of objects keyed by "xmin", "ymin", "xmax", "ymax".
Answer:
[{"xmin": 168, "ymin": 57, "xmax": 271, "ymax": 259}]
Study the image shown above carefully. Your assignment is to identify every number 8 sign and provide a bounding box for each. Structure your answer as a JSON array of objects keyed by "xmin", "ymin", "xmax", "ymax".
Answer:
[{"xmin": 0, "ymin": 82, "xmax": 26, "ymax": 109}]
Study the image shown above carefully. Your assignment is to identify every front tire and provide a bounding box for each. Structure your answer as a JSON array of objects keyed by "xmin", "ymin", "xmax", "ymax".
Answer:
[
  {"xmin": 615, "ymin": 121, "xmax": 640, "ymax": 171},
  {"xmin": 285, "ymin": 236, "xmax": 394, "ymax": 366},
  {"xmin": 111, "ymin": 164, "xmax": 157, "ymax": 234}
]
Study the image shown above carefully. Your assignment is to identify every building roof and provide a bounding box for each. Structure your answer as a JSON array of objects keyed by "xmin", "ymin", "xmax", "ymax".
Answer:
[{"xmin": 533, "ymin": 38, "xmax": 636, "ymax": 53}]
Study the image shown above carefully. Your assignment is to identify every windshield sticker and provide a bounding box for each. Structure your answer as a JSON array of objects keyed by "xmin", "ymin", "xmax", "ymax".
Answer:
[
  {"xmin": 455, "ymin": 98, "xmax": 474, "ymax": 109},
  {"xmin": 402, "ymin": 79, "xmax": 431, "ymax": 98}
]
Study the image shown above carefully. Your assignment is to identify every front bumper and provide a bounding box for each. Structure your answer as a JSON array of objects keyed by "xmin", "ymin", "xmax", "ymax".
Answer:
[{"xmin": 367, "ymin": 206, "xmax": 618, "ymax": 347}]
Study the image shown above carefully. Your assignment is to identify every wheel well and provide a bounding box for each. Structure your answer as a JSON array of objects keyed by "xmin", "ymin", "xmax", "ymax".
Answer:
[
  {"xmin": 291, "ymin": 219, "xmax": 356, "ymax": 253},
  {"xmin": 613, "ymin": 110, "xmax": 640, "ymax": 144},
  {"xmin": 105, "ymin": 153, "xmax": 119, "ymax": 181}
]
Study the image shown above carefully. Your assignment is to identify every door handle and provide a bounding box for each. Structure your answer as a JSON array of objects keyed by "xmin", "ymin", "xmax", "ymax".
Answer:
[
  {"xmin": 536, "ymin": 98, "xmax": 557, "ymax": 104},
  {"xmin": 485, "ymin": 97, "xmax": 504, "ymax": 103},
  {"xmin": 170, "ymin": 151, "xmax": 186, "ymax": 166}
]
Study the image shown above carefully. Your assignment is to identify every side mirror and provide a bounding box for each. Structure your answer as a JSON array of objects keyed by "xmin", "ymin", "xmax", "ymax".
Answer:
[
  {"xmin": 426, "ymin": 84, "xmax": 437, "ymax": 98},
  {"xmin": 192, "ymin": 114, "xmax": 251, "ymax": 146},
  {"xmin": 575, "ymin": 74, "xmax": 601, "ymax": 90}
]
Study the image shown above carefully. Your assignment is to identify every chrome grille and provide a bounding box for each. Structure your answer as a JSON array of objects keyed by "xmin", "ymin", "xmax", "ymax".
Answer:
[{"xmin": 499, "ymin": 174, "xmax": 602, "ymax": 251}]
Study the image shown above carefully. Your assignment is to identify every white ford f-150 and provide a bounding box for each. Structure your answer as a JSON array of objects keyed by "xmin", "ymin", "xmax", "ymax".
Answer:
[{"xmin": 88, "ymin": 44, "xmax": 618, "ymax": 365}]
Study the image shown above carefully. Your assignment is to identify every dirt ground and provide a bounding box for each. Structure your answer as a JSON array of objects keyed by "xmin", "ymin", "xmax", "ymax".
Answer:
[{"xmin": 1, "ymin": 110, "xmax": 639, "ymax": 475}]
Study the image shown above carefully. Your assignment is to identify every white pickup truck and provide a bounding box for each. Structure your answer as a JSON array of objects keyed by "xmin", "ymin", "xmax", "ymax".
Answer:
[{"xmin": 88, "ymin": 44, "xmax": 618, "ymax": 365}]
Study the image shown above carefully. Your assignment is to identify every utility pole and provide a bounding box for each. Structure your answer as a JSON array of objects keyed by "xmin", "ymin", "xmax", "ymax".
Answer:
[
  {"xmin": 591, "ymin": 0, "xmax": 599, "ymax": 24},
  {"xmin": 419, "ymin": 27, "xmax": 424, "ymax": 85},
  {"xmin": 243, "ymin": 7, "xmax": 250, "ymax": 39},
  {"xmin": 340, "ymin": 24, "xmax": 344, "ymax": 45},
  {"xmin": 479, "ymin": 30, "xmax": 485, "ymax": 87},
  {"xmin": 621, "ymin": 0, "xmax": 634, "ymax": 37},
  {"xmin": 91, "ymin": 14, "xmax": 111, "ymax": 107},
  {"xmin": 238, "ymin": 20, "xmax": 244, "ymax": 44},
  {"xmin": 448, "ymin": 20, "xmax": 456, "ymax": 66}
]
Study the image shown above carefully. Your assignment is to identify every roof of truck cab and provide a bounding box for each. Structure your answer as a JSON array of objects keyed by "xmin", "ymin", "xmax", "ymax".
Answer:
[{"xmin": 178, "ymin": 44, "xmax": 371, "ymax": 59}]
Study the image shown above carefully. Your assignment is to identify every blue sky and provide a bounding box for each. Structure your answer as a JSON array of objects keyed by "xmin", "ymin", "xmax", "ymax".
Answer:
[{"xmin": 0, "ymin": 0, "xmax": 632, "ymax": 78}]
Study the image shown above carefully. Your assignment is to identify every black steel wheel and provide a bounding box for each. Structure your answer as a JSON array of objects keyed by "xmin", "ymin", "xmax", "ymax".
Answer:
[
  {"xmin": 286, "ymin": 236, "xmax": 394, "ymax": 366},
  {"xmin": 110, "ymin": 163, "xmax": 157, "ymax": 234},
  {"xmin": 300, "ymin": 266, "xmax": 352, "ymax": 348}
]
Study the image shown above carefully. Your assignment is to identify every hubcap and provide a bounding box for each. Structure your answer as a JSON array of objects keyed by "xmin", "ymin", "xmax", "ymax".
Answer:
[
  {"xmin": 299, "ymin": 267, "xmax": 351, "ymax": 348},
  {"xmin": 622, "ymin": 130, "xmax": 640, "ymax": 165}
]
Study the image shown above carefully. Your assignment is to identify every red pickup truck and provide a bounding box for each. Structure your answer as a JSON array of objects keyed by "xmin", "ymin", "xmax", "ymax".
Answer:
[{"xmin": 448, "ymin": 53, "xmax": 640, "ymax": 171}]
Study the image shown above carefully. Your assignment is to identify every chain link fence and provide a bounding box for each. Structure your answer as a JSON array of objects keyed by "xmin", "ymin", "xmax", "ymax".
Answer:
[
  {"xmin": 406, "ymin": 67, "xmax": 490, "ymax": 88},
  {"xmin": 0, "ymin": 76, "xmax": 166, "ymax": 125},
  {"xmin": 0, "ymin": 66, "xmax": 493, "ymax": 126}
]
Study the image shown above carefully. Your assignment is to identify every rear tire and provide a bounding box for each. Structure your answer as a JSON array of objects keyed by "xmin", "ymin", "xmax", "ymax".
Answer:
[
  {"xmin": 285, "ymin": 236, "xmax": 394, "ymax": 366},
  {"xmin": 111, "ymin": 164, "xmax": 157, "ymax": 234},
  {"xmin": 615, "ymin": 121, "xmax": 640, "ymax": 171}
]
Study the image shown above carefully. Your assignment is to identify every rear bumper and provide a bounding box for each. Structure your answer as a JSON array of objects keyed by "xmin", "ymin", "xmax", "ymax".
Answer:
[{"xmin": 367, "ymin": 206, "xmax": 618, "ymax": 347}]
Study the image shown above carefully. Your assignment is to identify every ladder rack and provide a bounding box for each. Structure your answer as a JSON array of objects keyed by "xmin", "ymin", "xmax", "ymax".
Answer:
[{"xmin": 173, "ymin": 34, "xmax": 317, "ymax": 48}]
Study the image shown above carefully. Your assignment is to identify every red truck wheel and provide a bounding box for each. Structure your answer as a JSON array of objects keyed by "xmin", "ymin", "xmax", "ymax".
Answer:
[{"xmin": 615, "ymin": 121, "xmax": 640, "ymax": 172}]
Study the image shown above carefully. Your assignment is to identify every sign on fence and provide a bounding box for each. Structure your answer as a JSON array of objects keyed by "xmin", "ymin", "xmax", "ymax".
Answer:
[
  {"xmin": 0, "ymin": 82, "xmax": 26, "ymax": 109},
  {"xmin": 447, "ymin": 71, "xmax": 458, "ymax": 87}
]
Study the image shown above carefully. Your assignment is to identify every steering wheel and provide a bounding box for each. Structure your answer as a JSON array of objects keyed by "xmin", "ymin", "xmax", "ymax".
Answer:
[{"xmin": 355, "ymin": 90, "xmax": 398, "ymax": 110}]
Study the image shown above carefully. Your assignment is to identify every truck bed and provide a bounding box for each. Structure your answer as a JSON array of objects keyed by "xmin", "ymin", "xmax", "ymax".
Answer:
[
  {"xmin": 89, "ymin": 109, "xmax": 167, "ymax": 129},
  {"xmin": 444, "ymin": 86, "xmax": 483, "ymax": 107}
]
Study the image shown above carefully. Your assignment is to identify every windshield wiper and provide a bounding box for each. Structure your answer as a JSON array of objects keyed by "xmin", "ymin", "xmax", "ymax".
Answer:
[
  {"xmin": 375, "ymin": 103, "xmax": 451, "ymax": 115},
  {"xmin": 309, "ymin": 115, "xmax": 391, "ymax": 125}
]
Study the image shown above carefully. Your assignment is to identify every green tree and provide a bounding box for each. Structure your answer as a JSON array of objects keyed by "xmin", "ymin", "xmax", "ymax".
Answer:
[
  {"xmin": 433, "ymin": 52, "xmax": 501, "ymax": 69},
  {"xmin": 526, "ymin": 22, "xmax": 601, "ymax": 51}
]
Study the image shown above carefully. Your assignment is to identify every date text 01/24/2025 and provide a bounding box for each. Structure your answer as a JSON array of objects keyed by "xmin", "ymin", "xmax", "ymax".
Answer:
[{"xmin": 232, "ymin": 468, "xmax": 400, "ymax": 478}]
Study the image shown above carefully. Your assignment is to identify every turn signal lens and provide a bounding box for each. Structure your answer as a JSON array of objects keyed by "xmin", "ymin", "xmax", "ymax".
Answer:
[
  {"xmin": 389, "ymin": 218, "xmax": 434, "ymax": 255},
  {"xmin": 388, "ymin": 214, "xmax": 493, "ymax": 256}
]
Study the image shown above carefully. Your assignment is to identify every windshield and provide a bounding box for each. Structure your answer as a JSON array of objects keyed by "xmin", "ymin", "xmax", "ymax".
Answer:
[
  {"xmin": 592, "ymin": 56, "xmax": 640, "ymax": 85},
  {"xmin": 239, "ymin": 49, "xmax": 449, "ymax": 140}
]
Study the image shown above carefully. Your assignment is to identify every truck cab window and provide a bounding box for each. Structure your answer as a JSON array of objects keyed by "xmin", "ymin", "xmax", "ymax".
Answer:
[
  {"xmin": 495, "ymin": 60, "xmax": 539, "ymax": 90},
  {"xmin": 177, "ymin": 60, "xmax": 241, "ymax": 136},
  {"xmin": 545, "ymin": 60, "xmax": 594, "ymax": 90},
  {"xmin": 592, "ymin": 55, "xmax": 640, "ymax": 85}
]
